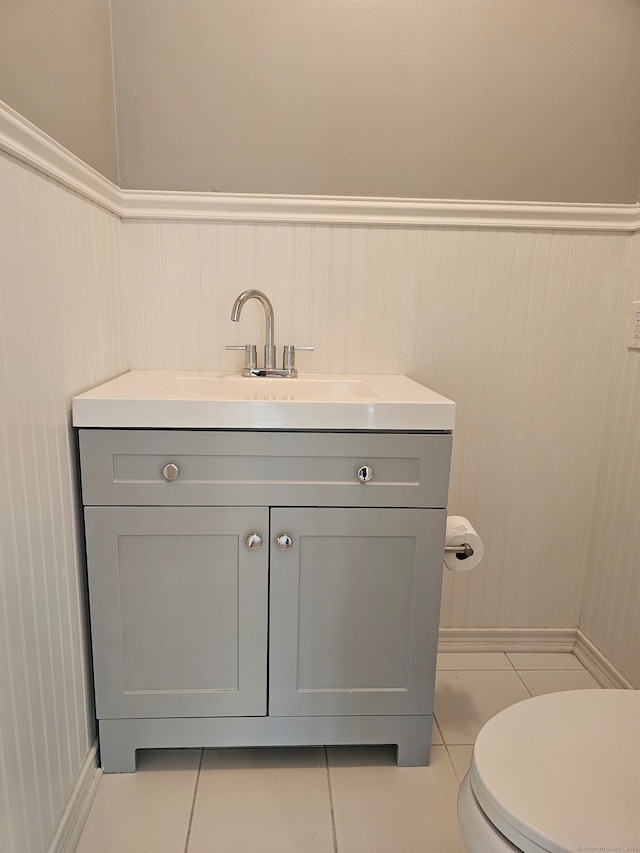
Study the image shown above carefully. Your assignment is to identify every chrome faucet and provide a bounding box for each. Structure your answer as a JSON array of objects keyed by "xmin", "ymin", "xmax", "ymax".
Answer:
[
  {"xmin": 227, "ymin": 289, "xmax": 313, "ymax": 377},
  {"xmin": 230, "ymin": 289, "xmax": 276, "ymax": 370}
]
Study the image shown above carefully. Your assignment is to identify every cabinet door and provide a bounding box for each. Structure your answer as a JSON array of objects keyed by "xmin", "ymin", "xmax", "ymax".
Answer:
[
  {"xmin": 269, "ymin": 507, "xmax": 446, "ymax": 716},
  {"xmin": 84, "ymin": 506, "xmax": 268, "ymax": 719}
]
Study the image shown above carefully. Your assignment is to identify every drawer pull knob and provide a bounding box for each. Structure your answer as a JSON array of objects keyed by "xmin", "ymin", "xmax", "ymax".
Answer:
[
  {"xmin": 276, "ymin": 533, "xmax": 293, "ymax": 551},
  {"xmin": 161, "ymin": 462, "xmax": 180, "ymax": 482},
  {"xmin": 357, "ymin": 465, "xmax": 374, "ymax": 483},
  {"xmin": 246, "ymin": 533, "xmax": 263, "ymax": 550}
]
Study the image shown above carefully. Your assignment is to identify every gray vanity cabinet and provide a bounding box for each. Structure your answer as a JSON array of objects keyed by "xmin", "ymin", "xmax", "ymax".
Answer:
[
  {"xmin": 269, "ymin": 507, "xmax": 445, "ymax": 717},
  {"xmin": 83, "ymin": 505, "xmax": 269, "ymax": 719},
  {"xmin": 78, "ymin": 428, "xmax": 452, "ymax": 772}
]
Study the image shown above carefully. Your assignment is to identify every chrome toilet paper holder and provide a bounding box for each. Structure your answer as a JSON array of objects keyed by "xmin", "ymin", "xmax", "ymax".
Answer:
[{"xmin": 444, "ymin": 543, "xmax": 475, "ymax": 560}]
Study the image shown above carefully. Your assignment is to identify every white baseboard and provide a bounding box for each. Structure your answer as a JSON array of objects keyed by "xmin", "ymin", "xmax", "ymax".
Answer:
[
  {"xmin": 573, "ymin": 631, "xmax": 634, "ymax": 689},
  {"xmin": 47, "ymin": 740, "xmax": 102, "ymax": 853},
  {"xmin": 438, "ymin": 627, "xmax": 634, "ymax": 689},
  {"xmin": 438, "ymin": 627, "xmax": 578, "ymax": 654}
]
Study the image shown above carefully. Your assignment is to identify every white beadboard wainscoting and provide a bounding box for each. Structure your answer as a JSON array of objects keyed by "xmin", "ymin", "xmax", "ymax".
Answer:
[
  {"xmin": 1, "ymin": 100, "xmax": 640, "ymax": 851},
  {"xmin": 0, "ymin": 147, "xmax": 126, "ymax": 853},
  {"xmin": 579, "ymin": 232, "xmax": 640, "ymax": 689},
  {"xmin": 120, "ymin": 219, "xmax": 635, "ymax": 639}
]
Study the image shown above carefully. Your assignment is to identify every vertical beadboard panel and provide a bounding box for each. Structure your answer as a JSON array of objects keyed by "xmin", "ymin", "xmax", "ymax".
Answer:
[
  {"xmin": 177, "ymin": 221, "xmax": 201, "ymax": 370},
  {"xmin": 0, "ymin": 151, "xmax": 125, "ymax": 853},
  {"xmin": 345, "ymin": 227, "xmax": 370, "ymax": 375},
  {"xmin": 273, "ymin": 225, "xmax": 295, "ymax": 366},
  {"xmin": 580, "ymin": 231, "xmax": 640, "ymax": 687},
  {"xmin": 122, "ymin": 218, "xmax": 632, "ymax": 641}
]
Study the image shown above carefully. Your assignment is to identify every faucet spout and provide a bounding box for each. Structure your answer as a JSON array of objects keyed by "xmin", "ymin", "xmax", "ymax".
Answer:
[{"xmin": 230, "ymin": 289, "xmax": 275, "ymax": 369}]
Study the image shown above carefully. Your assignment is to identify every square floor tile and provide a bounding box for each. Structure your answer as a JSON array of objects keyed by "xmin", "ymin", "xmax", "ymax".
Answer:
[
  {"xmin": 434, "ymin": 670, "xmax": 530, "ymax": 745},
  {"xmin": 518, "ymin": 668, "xmax": 601, "ymax": 696},
  {"xmin": 75, "ymin": 749, "xmax": 200, "ymax": 853},
  {"xmin": 507, "ymin": 652, "xmax": 585, "ymax": 670},
  {"xmin": 187, "ymin": 748, "xmax": 334, "ymax": 853},
  {"xmin": 328, "ymin": 745, "xmax": 464, "ymax": 853},
  {"xmin": 437, "ymin": 652, "xmax": 511, "ymax": 670}
]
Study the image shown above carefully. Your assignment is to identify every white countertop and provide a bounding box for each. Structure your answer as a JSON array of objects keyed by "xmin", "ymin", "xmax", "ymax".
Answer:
[{"xmin": 72, "ymin": 371, "xmax": 455, "ymax": 431}]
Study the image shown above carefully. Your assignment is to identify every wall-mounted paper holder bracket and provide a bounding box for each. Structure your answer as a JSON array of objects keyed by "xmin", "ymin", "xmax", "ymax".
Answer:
[{"xmin": 444, "ymin": 543, "xmax": 475, "ymax": 560}]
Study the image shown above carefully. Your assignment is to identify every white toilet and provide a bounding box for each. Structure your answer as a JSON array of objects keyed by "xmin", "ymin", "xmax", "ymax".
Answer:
[{"xmin": 457, "ymin": 689, "xmax": 640, "ymax": 852}]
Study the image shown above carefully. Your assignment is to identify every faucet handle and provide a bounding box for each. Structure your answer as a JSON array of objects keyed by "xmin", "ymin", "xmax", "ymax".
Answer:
[
  {"xmin": 282, "ymin": 345, "xmax": 314, "ymax": 372},
  {"xmin": 226, "ymin": 344, "xmax": 257, "ymax": 370}
]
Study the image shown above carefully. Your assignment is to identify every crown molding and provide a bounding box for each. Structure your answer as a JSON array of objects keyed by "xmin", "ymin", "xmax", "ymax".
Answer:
[{"xmin": 2, "ymin": 100, "xmax": 639, "ymax": 232}]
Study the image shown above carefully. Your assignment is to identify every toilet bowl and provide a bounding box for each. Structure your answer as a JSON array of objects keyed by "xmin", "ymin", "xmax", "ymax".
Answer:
[{"xmin": 457, "ymin": 689, "xmax": 640, "ymax": 852}]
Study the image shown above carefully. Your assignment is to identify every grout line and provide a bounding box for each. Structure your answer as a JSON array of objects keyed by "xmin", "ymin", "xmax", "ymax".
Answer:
[
  {"xmin": 442, "ymin": 742, "xmax": 465, "ymax": 784},
  {"xmin": 512, "ymin": 668, "xmax": 535, "ymax": 698},
  {"xmin": 324, "ymin": 747, "xmax": 339, "ymax": 853},
  {"xmin": 183, "ymin": 748, "xmax": 204, "ymax": 853},
  {"xmin": 435, "ymin": 707, "xmax": 472, "ymax": 782},
  {"xmin": 433, "ymin": 716, "xmax": 445, "ymax": 744},
  {"xmin": 437, "ymin": 666, "xmax": 516, "ymax": 672}
]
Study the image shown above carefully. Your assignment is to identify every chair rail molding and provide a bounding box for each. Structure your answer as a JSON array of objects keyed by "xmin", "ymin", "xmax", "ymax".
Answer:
[
  {"xmin": 0, "ymin": 100, "xmax": 121, "ymax": 214},
  {"xmin": 119, "ymin": 190, "xmax": 640, "ymax": 232},
  {"xmin": 2, "ymin": 100, "xmax": 639, "ymax": 232}
]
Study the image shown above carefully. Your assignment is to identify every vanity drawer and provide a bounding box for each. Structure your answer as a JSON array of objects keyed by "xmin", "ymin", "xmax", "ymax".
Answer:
[{"xmin": 79, "ymin": 429, "xmax": 452, "ymax": 508}]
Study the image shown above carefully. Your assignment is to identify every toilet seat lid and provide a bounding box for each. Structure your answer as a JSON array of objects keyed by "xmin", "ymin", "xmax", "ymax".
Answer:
[{"xmin": 469, "ymin": 689, "xmax": 640, "ymax": 853}]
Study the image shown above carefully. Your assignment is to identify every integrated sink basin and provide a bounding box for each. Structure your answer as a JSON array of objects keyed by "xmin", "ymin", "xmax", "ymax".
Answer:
[
  {"xmin": 72, "ymin": 371, "xmax": 455, "ymax": 431},
  {"xmin": 166, "ymin": 375, "xmax": 377, "ymax": 400}
]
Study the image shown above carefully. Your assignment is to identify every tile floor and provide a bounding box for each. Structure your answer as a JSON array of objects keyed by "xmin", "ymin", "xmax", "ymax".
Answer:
[{"xmin": 75, "ymin": 652, "xmax": 602, "ymax": 853}]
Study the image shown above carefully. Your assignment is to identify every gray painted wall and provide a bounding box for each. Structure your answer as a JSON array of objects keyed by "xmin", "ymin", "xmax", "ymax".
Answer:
[
  {"xmin": 0, "ymin": 0, "xmax": 118, "ymax": 183},
  {"xmin": 111, "ymin": 0, "xmax": 640, "ymax": 201},
  {"xmin": 1, "ymin": 0, "xmax": 640, "ymax": 200},
  {"xmin": 0, "ymin": 0, "xmax": 640, "ymax": 203}
]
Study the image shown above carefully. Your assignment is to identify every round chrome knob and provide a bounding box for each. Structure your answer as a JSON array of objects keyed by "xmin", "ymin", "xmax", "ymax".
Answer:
[
  {"xmin": 246, "ymin": 533, "xmax": 263, "ymax": 550},
  {"xmin": 162, "ymin": 462, "xmax": 180, "ymax": 481},
  {"xmin": 357, "ymin": 465, "xmax": 374, "ymax": 483},
  {"xmin": 276, "ymin": 533, "xmax": 293, "ymax": 551}
]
